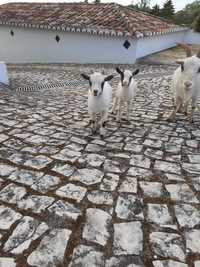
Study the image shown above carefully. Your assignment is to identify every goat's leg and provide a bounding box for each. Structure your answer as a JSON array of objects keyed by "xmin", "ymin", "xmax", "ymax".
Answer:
[
  {"xmin": 111, "ymin": 97, "xmax": 118, "ymax": 114},
  {"xmin": 126, "ymin": 100, "xmax": 130, "ymax": 121},
  {"xmin": 89, "ymin": 113, "xmax": 97, "ymax": 134},
  {"xmin": 189, "ymin": 98, "xmax": 196, "ymax": 122},
  {"xmin": 100, "ymin": 110, "xmax": 108, "ymax": 137},
  {"xmin": 117, "ymin": 98, "xmax": 122, "ymax": 122},
  {"xmin": 183, "ymin": 98, "xmax": 190, "ymax": 116},
  {"xmin": 167, "ymin": 97, "xmax": 182, "ymax": 121}
]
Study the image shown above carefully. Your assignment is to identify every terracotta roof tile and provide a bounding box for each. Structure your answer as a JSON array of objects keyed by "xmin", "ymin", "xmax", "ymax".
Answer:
[{"xmin": 0, "ymin": 2, "xmax": 187, "ymax": 37}]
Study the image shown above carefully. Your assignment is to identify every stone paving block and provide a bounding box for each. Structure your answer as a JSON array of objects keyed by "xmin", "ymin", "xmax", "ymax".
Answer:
[
  {"xmin": 166, "ymin": 184, "xmax": 199, "ymax": 204},
  {"xmin": 0, "ymin": 183, "xmax": 26, "ymax": 204},
  {"xmin": 154, "ymin": 160, "xmax": 181, "ymax": 175},
  {"xmin": 185, "ymin": 229, "xmax": 200, "ymax": 254},
  {"xmin": 139, "ymin": 181, "xmax": 163, "ymax": 198},
  {"xmin": 147, "ymin": 204, "xmax": 174, "ymax": 226},
  {"xmin": 143, "ymin": 139, "xmax": 162, "ymax": 149},
  {"xmin": 70, "ymin": 168, "xmax": 104, "ymax": 185},
  {"xmin": 24, "ymin": 155, "xmax": 52, "ymax": 169},
  {"xmin": 113, "ymin": 221, "xmax": 143, "ymax": 255},
  {"xmin": 119, "ymin": 176, "xmax": 137, "ymax": 193},
  {"xmin": 0, "ymin": 134, "xmax": 9, "ymax": 143},
  {"xmin": 128, "ymin": 166, "xmax": 153, "ymax": 179},
  {"xmin": 69, "ymin": 244, "xmax": 105, "ymax": 267},
  {"xmin": 48, "ymin": 200, "xmax": 81, "ymax": 221},
  {"xmin": 105, "ymin": 257, "xmax": 143, "ymax": 267},
  {"xmin": 87, "ymin": 190, "xmax": 113, "ymax": 205},
  {"xmin": 28, "ymin": 228, "xmax": 71, "ymax": 267},
  {"xmin": 4, "ymin": 216, "xmax": 48, "ymax": 254},
  {"xmin": 17, "ymin": 195, "xmax": 54, "ymax": 213},
  {"xmin": 104, "ymin": 159, "xmax": 126, "ymax": 174},
  {"xmin": 0, "ymin": 205, "xmax": 22, "ymax": 230},
  {"xmin": 56, "ymin": 183, "xmax": 87, "ymax": 203},
  {"xmin": 52, "ymin": 163, "xmax": 75, "ymax": 177},
  {"xmin": 9, "ymin": 169, "xmax": 44, "ymax": 186},
  {"xmin": 153, "ymin": 260, "xmax": 188, "ymax": 267},
  {"xmin": 144, "ymin": 148, "xmax": 163, "ymax": 160},
  {"xmin": 150, "ymin": 232, "xmax": 185, "ymax": 262},
  {"xmin": 86, "ymin": 153, "xmax": 105, "ymax": 167},
  {"xmin": 100, "ymin": 173, "xmax": 119, "ymax": 191},
  {"xmin": 82, "ymin": 208, "xmax": 112, "ymax": 246},
  {"xmin": 0, "ymin": 258, "xmax": 16, "ymax": 267},
  {"xmin": 53, "ymin": 148, "xmax": 82, "ymax": 163},
  {"xmin": 0, "ymin": 163, "xmax": 16, "ymax": 177},
  {"xmin": 115, "ymin": 194, "xmax": 143, "ymax": 220},
  {"xmin": 182, "ymin": 163, "xmax": 200, "ymax": 175},
  {"xmin": 130, "ymin": 154, "xmax": 151, "ymax": 169},
  {"xmin": 174, "ymin": 204, "xmax": 200, "ymax": 228},
  {"xmin": 31, "ymin": 174, "xmax": 60, "ymax": 193}
]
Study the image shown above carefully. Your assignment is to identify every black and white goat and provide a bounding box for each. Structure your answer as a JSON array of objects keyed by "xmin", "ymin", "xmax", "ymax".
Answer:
[
  {"xmin": 111, "ymin": 67, "xmax": 139, "ymax": 122},
  {"xmin": 168, "ymin": 43, "xmax": 200, "ymax": 122},
  {"xmin": 81, "ymin": 72, "xmax": 113, "ymax": 137}
]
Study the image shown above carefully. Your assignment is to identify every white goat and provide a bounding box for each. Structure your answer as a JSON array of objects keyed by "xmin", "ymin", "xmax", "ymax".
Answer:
[
  {"xmin": 111, "ymin": 67, "xmax": 139, "ymax": 122},
  {"xmin": 81, "ymin": 72, "xmax": 113, "ymax": 137},
  {"xmin": 168, "ymin": 44, "xmax": 200, "ymax": 122}
]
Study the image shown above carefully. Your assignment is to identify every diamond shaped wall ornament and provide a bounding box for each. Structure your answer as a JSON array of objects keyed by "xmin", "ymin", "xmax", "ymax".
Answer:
[
  {"xmin": 55, "ymin": 35, "xmax": 60, "ymax": 42},
  {"xmin": 123, "ymin": 40, "xmax": 131, "ymax": 49},
  {"xmin": 10, "ymin": 30, "xmax": 14, "ymax": 36}
]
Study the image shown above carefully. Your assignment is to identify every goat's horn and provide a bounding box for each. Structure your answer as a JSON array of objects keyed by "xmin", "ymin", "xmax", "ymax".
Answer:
[
  {"xmin": 176, "ymin": 43, "xmax": 192, "ymax": 57},
  {"xmin": 196, "ymin": 50, "xmax": 200, "ymax": 58}
]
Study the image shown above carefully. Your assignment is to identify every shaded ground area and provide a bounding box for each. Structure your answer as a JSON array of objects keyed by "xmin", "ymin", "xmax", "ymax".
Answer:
[
  {"xmin": 0, "ymin": 63, "xmax": 200, "ymax": 267},
  {"xmin": 140, "ymin": 44, "xmax": 200, "ymax": 65}
]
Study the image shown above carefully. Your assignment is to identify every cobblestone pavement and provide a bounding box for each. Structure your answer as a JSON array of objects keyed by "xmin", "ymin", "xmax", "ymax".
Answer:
[{"xmin": 0, "ymin": 64, "xmax": 200, "ymax": 267}]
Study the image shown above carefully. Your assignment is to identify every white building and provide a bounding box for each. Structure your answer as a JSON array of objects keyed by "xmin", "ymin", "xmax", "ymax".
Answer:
[{"xmin": 0, "ymin": 2, "xmax": 199, "ymax": 64}]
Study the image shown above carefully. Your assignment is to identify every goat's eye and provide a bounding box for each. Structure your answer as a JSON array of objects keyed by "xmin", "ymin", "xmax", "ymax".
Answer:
[{"xmin": 198, "ymin": 67, "xmax": 200, "ymax": 74}]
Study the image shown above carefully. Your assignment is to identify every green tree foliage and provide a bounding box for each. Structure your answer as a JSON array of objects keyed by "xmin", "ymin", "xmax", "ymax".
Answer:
[
  {"xmin": 150, "ymin": 4, "xmax": 160, "ymax": 16},
  {"xmin": 161, "ymin": 0, "xmax": 175, "ymax": 19},
  {"xmin": 193, "ymin": 14, "xmax": 200, "ymax": 32},
  {"xmin": 129, "ymin": 0, "xmax": 151, "ymax": 12},
  {"xmin": 174, "ymin": 1, "xmax": 200, "ymax": 26}
]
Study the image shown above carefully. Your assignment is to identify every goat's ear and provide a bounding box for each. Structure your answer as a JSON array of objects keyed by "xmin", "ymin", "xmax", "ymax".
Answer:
[
  {"xmin": 81, "ymin": 73, "xmax": 90, "ymax": 80},
  {"xmin": 104, "ymin": 75, "xmax": 114, "ymax": 82},
  {"xmin": 116, "ymin": 67, "xmax": 123, "ymax": 75},
  {"xmin": 175, "ymin": 61, "xmax": 184, "ymax": 71},
  {"xmin": 132, "ymin": 69, "xmax": 139, "ymax": 76}
]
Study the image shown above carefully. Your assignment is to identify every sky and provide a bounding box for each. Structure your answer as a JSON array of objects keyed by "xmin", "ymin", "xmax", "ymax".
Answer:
[{"xmin": 0, "ymin": 0, "xmax": 195, "ymax": 11}]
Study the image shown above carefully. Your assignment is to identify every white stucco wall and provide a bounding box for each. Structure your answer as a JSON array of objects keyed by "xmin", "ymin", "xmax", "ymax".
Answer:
[
  {"xmin": 136, "ymin": 31, "xmax": 187, "ymax": 59},
  {"xmin": 0, "ymin": 26, "xmax": 137, "ymax": 64},
  {"xmin": 0, "ymin": 25, "xmax": 197, "ymax": 64},
  {"xmin": 184, "ymin": 30, "xmax": 200, "ymax": 44}
]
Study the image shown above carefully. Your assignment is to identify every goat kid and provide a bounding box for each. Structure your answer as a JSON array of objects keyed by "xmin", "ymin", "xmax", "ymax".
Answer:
[
  {"xmin": 168, "ymin": 44, "xmax": 200, "ymax": 122},
  {"xmin": 81, "ymin": 72, "xmax": 113, "ymax": 137},
  {"xmin": 111, "ymin": 67, "xmax": 139, "ymax": 122}
]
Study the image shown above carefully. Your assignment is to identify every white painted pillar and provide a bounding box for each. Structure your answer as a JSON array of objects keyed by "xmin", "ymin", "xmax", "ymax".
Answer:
[{"xmin": 0, "ymin": 62, "xmax": 9, "ymax": 85}]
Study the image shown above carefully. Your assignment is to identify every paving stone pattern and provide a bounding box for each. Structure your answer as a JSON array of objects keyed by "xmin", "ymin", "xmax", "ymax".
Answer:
[{"xmin": 0, "ymin": 63, "xmax": 199, "ymax": 267}]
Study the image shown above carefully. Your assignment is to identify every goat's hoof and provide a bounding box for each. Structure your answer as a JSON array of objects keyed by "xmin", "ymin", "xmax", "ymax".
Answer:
[
  {"xmin": 88, "ymin": 120, "xmax": 95, "ymax": 126},
  {"xmin": 102, "ymin": 121, "xmax": 106, "ymax": 127},
  {"xmin": 188, "ymin": 117, "xmax": 194, "ymax": 123},
  {"xmin": 166, "ymin": 116, "xmax": 174, "ymax": 122}
]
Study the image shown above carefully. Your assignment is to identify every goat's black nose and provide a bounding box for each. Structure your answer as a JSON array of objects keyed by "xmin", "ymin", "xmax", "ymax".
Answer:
[{"xmin": 94, "ymin": 90, "xmax": 98, "ymax": 95}]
